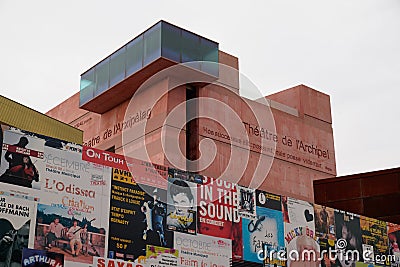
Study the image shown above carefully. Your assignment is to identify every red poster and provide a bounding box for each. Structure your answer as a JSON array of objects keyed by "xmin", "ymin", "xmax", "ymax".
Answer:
[
  {"xmin": 83, "ymin": 146, "xmax": 167, "ymax": 189},
  {"xmin": 197, "ymin": 176, "xmax": 243, "ymax": 260}
]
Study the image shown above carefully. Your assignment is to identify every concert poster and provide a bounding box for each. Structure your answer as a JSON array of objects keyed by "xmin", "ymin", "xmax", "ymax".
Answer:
[{"xmin": 197, "ymin": 176, "xmax": 243, "ymax": 260}]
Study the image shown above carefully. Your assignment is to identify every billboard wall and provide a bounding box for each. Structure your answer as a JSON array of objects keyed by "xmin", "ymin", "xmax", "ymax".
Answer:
[{"xmin": 0, "ymin": 125, "xmax": 399, "ymax": 267}]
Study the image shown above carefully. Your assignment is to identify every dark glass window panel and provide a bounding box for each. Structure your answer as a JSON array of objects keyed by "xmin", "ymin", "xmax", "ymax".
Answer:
[
  {"xmin": 109, "ymin": 47, "xmax": 126, "ymax": 87},
  {"xmin": 143, "ymin": 22, "xmax": 161, "ymax": 66},
  {"xmin": 94, "ymin": 57, "xmax": 110, "ymax": 96},
  {"xmin": 80, "ymin": 68, "xmax": 95, "ymax": 105},
  {"xmin": 126, "ymin": 36, "xmax": 144, "ymax": 76},
  {"xmin": 200, "ymin": 38, "xmax": 218, "ymax": 63},
  {"xmin": 161, "ymin": 22, "xmax": 181, "ymax": 62},
  {"xmin": 200, "ymin": 38, "xmax": 219, "ymax": 77},
  {"xmin": 181, "ymin": 30, "xmax": 201, "ymax": 70}
]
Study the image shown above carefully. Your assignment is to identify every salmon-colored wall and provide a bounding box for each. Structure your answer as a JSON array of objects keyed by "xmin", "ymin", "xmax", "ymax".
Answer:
[
  {"xmin": 267, "ymin": 84, "xmax": 332, "ymax": 123},
  {"xmin": 193, "ymin": 83, "xmax": 335, "ymax": 201},
  {"xmin": 47, "ymin": 92, "xmax": 90, "ymax": 124},
  {"xmin": 46, "ymin": 53, "xmax": 336, "ymax": 202}
]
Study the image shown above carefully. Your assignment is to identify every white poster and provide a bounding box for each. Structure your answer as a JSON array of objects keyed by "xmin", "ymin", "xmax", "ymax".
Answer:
[
  {"xmin": 33, "ymin": 143, "xmax": 111, "ymax": 265},
  {"xmin": 174, "ymin": 232, "xmax": 232, "ymax": 267},
  {"xmin": 283, "ymin": 197, "xmax": 319, "ymax": 267}
]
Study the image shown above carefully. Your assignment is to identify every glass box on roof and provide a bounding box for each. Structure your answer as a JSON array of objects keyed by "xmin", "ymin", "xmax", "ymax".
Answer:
[{"xmin": 80, "ymin": 21, "xmax": 219, "ymax": 108}]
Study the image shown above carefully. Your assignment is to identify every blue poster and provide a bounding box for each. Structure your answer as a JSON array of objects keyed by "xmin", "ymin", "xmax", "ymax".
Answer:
[
  {"xmin": 22, "ymin": 248, "xmax": 64, "ymax": 267},
  {"xmin": 243, "ymin": 206, "xmax": 284, "ymax": 263}
]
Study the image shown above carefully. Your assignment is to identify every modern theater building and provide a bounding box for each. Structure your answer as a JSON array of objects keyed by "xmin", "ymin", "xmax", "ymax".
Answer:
[
  {"xmin": 3, "ymin": 21, "xmax": 400, "ymax": 267},
  {"xmin": 47, "ymin": 20, "xmax": 336, "ymax": 202}
]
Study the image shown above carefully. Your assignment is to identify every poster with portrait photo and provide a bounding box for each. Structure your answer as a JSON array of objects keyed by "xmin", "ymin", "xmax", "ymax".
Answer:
[
  {"xmin": 314, "ymin": 204, "xmax": 336, "ymax": 240},
  {"xmin": 387, "ymin": 223, "xmax": 400, "ymax": 267},
  {"xmin": 0, "ymin": 127, "xmax": 45, "ymax": 190},
  {"xmin": 319, "ymin": 238, "xmax": 341, "ymax": 267},
  {"xmin": 166, "ymin": 177, "xmax": 197, "ymax": 235},
  {"xmin": 284, "ymin": 197, "xmax": 319, "ymax": 267},
  {"xmin": 238, "ymin": 185, "xmax": 256, "ymax": 219},
  {"xmin": 315, "ymin": 203, "xmax": 336, "ymax": 261},
  {"xmin": 334, "ymin": 210, "xmax": 363, "ymax": 266},
  {"xmin": 0, "ymin": 192, "xmax": 35, "ymax": 267},
  {"xmin": 242, "ymin": 206, "xmax": 285, "ymax": 265}
]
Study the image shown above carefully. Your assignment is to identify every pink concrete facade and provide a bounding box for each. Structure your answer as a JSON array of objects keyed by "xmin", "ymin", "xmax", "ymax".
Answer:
[{"xmin": 47, "ymin": 52, "xmax": 336, "ymax": 202}]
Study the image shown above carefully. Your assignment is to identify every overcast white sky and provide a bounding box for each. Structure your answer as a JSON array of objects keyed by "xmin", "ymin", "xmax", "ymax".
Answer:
[{"xmin": 1, "ymin": 0, "xmax": 399, "ymax": 176}]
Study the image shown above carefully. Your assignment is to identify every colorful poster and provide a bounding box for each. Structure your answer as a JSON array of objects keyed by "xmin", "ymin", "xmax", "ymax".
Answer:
[
  {"xmin": 360, "ymin": 216, "xmax": 388, "ymax": 265},
  {"xmin": 0, "ymin": 192, "xmax": 35, "ymax": 267},
  {"xmin": 33, "ymin": 141, "xmax": 111, "ymax": 265},
  {"xmin": 231, "ymin": 221, "xmax": 243, "ymax": 262},
  {"xmin": 197, "ymin": 176, "xmax": 243, "ymax": 260},
  {"xmin": 388, "ymin": 223, "xmax": 400, "ymax": 267},
  {"xmin": 108, "ymin": 170, "xmax": 172, "ymax": 262},
  {"xmin": 174, "ymin": 232, "xmax": 232, "ymax": 267},
  {"xmin": 146, "ymin": 245, "xmax": 178, "ymax": 267},
  {"xmin": 34, "ymin": 203, "xmax": 106, "ymax": 264},
  {"xmin": 0, "ymin": 128, "xmax": 45, "ymax": 190},
  {"xmin": 93, "ymin": 257, "xmax": 146, "ymax": 267},
  {"xmin": 255, "ymin": 190, "xmax": 285, "ymax": 266},
  {"xmin": 319, "ymin": 238, "xmax": 339, "ymax": 267},
  {"xmin": 2, "ymin": 125, "xmax": 400, "ymax": 267},
  {"xmin": 242, "ymin": 206, "xmax": 285, "ymax": 264},
  {"xmin": 167, "ymin": 177, "xmax": 197, "ymax": 235},
  {"xmin": 314, "ymin": 204, "xmax": 337, "ymax": 266},
  {"xmin": 315, "ymin": 204, "xmax": 336, "ymax": 240},
  {"xmin": 256, "ymin": 190, "xmax": 282, "ymax": 211},
  {"xmin": 22, "ymin": 248, "xmax": 64, "ymax": 267},
  {"xmin": 82, "ymin": 147, "xmax": 168, "ymax": 189},
  {"xmin": 238, "ymin": 185, "xmax": 256, "ymax": 219},
  {"xmin": 334, "ymin": 210, "xmax": 363, "ymax": 267},
  {"xmin": 284, "ymin": 197, "xmax": 319, "ymax": 267},
  {"xmin": 263, "ymin": 243, "xmax": 287, "ymax": 267}
]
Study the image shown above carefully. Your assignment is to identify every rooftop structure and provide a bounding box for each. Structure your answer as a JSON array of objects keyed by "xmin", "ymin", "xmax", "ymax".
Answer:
[{"xmin": 80, "ymin": 21, "xmax": 219, "ymax": 113}]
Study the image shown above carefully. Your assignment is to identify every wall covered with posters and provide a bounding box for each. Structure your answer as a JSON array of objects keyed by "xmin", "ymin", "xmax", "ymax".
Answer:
[{"xmin": 0, "ymin": 124, "xmax": 399, "ymax": 267}]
